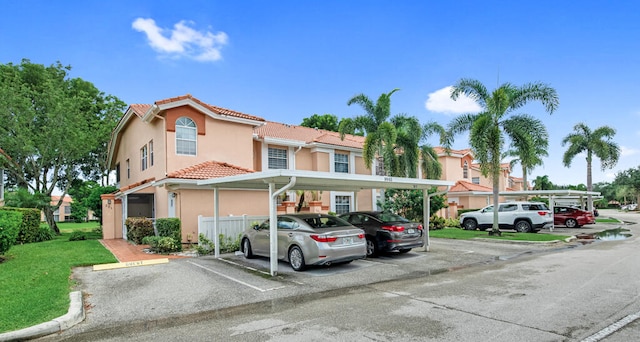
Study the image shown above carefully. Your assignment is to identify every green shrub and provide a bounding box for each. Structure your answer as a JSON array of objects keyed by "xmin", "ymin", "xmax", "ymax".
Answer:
[
  {"xmin": 68, "ymin": 231, "xmax": 87, "ymax": 241},
  {"xmin": 0, "ymin": 207, "xmax": 49, "ymax": 244},
  {"xmin": 196, "ymin": 233, "xmax": 241, "ymax": 255},
  {"xmin": 429, "ymin": 216, "xmax": 446, "ymax": 230},
  {"xmin": 0, "ymin": 210, "xmax": 22, "ymax": 255},
  {"xmin": 444, "ymin": 217, "xmax": 461, "ymax": 229},
  {"xmin": 156, "ymin": 218, "xmax": 181, "ymax": 244},
  {"xmin": 142, "ymin": 236, "xmax": 181, "ymax": 253},
  {"xmin": 125, "ymin": 217, "xmax": 154, "ymax": 244}
]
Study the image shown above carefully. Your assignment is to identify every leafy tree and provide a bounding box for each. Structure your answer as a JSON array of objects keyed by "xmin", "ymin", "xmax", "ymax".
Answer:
[
  {"xmin": 532, "ymin": 175, "xmax": 554, "ymax": 190},
  {"xmin": 0, "ymin": 59, "xmax": 125, "ymax": 233},
  {"xmin": 504, "ymin": 115, "xmax": 549, "ymax": 194},
  {"xmin": 614, "ymin": 167, "xmax": 640, "ymax": 206},
  {"xmin": 446, "ymin": 78, "xmax": 559, "ymax": 234},
  {"xmin": 562, "ymin": 123, "xmax": 620, "ymax": 211},
  {"xmin": 300, "ymin": 114, "xmax": 340, "ymax": 132},
  {"xmin": 379, "ymin": 187, "xmax": 446, "ymax": 222}
]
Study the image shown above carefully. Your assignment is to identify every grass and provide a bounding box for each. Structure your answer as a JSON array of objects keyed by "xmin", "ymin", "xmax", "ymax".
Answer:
[
  {"xmin": 0, "ymin": 223, "xmax": 116, "ymax": 333},
  {"xmin": 430, "ymin": 227, "xmax": 571, "ymax": 241},
  {"xmin": 596, "ymin": 217, "xmax": 621, "ymax": 223}
]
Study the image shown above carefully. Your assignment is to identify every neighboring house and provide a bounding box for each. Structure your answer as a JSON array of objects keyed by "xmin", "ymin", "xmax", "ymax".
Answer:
[
  {"xmin": 40, "ymin": 195, "xmax": 73, "ymax": 222},
  {"xmin": 102, "ymin": 95, "xmax": 374, "ymax": 242},
  {"xmin": 102, "ymin": 94, "xmax": 527, "ymax": 242}
]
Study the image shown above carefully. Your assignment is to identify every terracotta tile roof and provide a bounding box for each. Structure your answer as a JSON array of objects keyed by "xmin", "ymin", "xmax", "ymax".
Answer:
[
  {"xmin": 120, "ymin": 178, "xmax": 156, "ymax": 192},
  {"xmin": 433, "ymin": 146, "xmax": 473, "ymax": 157},
  {"xmin": 50, "ymin": 195, "xmax": 72, "ymax": 204},
  {"xmin": 254, "ymin": 121, "xmax": 366, "ymax": 149},
  {"xmin": 167, "ymin": 161, "xmax": 255, "ymax": 179},
  {"xmin": 449, "ymin": 180, "xmax": 493, "ymax": 192},
  {"xmin": 155, "ymin": 94, "xmax": 265, "ymax": 122},
  {"xmin": 129, "ymin": 104, "xmax": 151, "ymax": 117}
]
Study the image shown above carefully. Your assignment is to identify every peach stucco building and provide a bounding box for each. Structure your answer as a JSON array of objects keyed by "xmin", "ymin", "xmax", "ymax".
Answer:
[{"xmin": 102, "ymin": 94, "xmax": 527, "ymax": 242}]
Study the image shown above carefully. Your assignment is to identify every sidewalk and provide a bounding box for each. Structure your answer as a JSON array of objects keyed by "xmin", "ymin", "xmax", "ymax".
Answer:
[{"xmin": 99, "ymin": 239, "xmax": 190, "ymax": 262}]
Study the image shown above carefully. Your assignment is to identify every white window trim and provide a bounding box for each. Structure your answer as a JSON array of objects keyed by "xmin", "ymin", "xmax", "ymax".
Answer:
[
  {"xmin": 331, "ymin": 191, "xmax": 354, "ymax": 213},
  {"xmin": 263, "ymin": 145, "xmax": 296, "ymax": 170},
  {"xmin": 330, "ymin": 151, "xmax": 351, "ymax": 174},
  {"xmin": 176, "ymin": 117, "xmax": 197, "ymax": 156}
]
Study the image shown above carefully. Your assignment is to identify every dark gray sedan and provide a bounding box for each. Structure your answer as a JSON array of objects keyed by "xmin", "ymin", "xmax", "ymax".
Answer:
[
  {"xmin": 339, "ymin": 211, "xmax": 424, "ymax": 257},
  {"xmin": 240, "ymin": 214, "xmax": 366, "ymax": 271}
]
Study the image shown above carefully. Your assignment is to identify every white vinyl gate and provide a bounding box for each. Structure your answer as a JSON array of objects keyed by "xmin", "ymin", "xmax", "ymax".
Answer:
[{"xmin": 198, "ymin": 214, "xmax": 268, "ymax": 242}]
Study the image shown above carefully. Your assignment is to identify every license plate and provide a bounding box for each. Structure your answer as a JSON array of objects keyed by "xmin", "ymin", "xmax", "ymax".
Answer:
[
  {"xmin": 343, "ymin": 237, "xmax": 353, "ymax": 244},
  {"xmin": 407, "ymin": 228, "xmax": 415, "ymax": 234}
]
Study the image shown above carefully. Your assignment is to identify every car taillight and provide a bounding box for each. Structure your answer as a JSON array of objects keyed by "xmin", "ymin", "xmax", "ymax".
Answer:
[
  {"xmin": 310, "ymin": 234, "xmax": 338, "ymax": 242},
  {"xmin": 537, "ymin": 211, "xmax": 548, "ymax": 216},
  {"xmin": 381, "ymin": 225, "xmax": 404, "ymax": 232},
  {"xmin": 358, "ymin": 233, "xmax": 365, "ymax": 239},
  {"xmin": 417, "ymin": 224, "xmax": 423, "ymax": 230}
]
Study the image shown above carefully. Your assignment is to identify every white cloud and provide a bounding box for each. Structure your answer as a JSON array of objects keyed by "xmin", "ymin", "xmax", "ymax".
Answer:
[
  {"xmin": 425, "ymin": 86, "xmax": 482, "ymax": 115},
  {"xmin": 620, "ymin": 146, "xmax": 639, "ymax": 157},
  {"xmin": 132, "ymin": 18, "xmax": 228, "ymax": 62}
]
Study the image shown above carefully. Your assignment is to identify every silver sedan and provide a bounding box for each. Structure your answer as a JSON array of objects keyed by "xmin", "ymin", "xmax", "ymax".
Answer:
[{"xmin": 240, "ymin": 214, "xmax": 366, "ymax": 271}]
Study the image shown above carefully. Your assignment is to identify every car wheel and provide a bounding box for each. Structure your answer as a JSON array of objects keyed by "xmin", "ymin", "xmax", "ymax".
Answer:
[
  {"xmin": 288, "ymin": 246, "xmax": 306, "ymax": 271},
  {"xmin": 242, "ymin": 238, "xmax": 254, "ymax": 259},
  {"xmin": 365, "ymin": 238, "xmax": 378, "ymax": 257},
  {"xmin": 565, "ymin": 218, "xmax": 578, "ymax": 228},
  {"xmin": 515, "ymin": 220, "xmax": 532, "ymax": 233},
  {"xmin": 463, "ymin": 219, "xmax": 478, "ymax": 230},
  {"xmin": 399, "ymin": 248, "xmax": 411, "ymax": 254}
]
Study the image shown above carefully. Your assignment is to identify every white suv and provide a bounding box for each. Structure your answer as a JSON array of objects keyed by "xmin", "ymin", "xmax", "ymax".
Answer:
[{"xmin": 459, "ymin": 202, "xmax": 553, "ymax": 233}]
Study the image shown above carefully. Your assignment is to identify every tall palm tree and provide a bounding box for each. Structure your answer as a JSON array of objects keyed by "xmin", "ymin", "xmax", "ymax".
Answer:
[
  {"xmin": 562, "ymin": 123, "xmax": 620, "ymax": 211},
  {"xmin": 532, "ymin": 175, "xmax": 554, "ymax": 190},
  {"xmin": 339, "ymin": 89, "xmax": 400, "ymax": 176},
  {"xmin": 504, "ymin": 115, "xmax": 549, "ymax": 193},
  {"xmin": 446, "ymin": 78, "xmax": 559, "ymax": 234}
]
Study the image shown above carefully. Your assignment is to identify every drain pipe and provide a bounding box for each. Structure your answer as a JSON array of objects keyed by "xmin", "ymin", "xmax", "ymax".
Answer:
[{"xmin": 268, "ymin": 176, "xmax": 297, "ymax": 276}]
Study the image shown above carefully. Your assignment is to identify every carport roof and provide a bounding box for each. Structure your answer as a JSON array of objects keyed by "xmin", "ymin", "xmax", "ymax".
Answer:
[{"xmin": 196, "ymin": 169, "xmax": 454, "ymax": 191}]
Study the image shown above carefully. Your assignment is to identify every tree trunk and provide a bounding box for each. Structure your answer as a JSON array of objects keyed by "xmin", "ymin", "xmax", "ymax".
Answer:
[
  {"xmin": 521, "ymin": 164, "xmax": 528, "ymax": 200},
  {"xmin": 586, "ymin": 154, "xmax": 593, "ymax": 212},
  {"xmin": 43, "ymin": 206, "xmax": 60, "ymax": 234}
]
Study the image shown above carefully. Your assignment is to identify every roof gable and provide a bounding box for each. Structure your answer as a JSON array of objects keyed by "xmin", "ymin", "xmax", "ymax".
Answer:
[
  {"xmin": 254, "ymin": 121, "xmax": 365, "ymax": 149},
  {"xmin": 167, "ymin": 160, "xmax": 255, "ymax": 180}
]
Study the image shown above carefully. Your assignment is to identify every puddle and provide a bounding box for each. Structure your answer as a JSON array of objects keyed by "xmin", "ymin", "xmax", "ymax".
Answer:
[{"xmin": 594, "ymin": 228, "xmax": 632, "ymax": 241}]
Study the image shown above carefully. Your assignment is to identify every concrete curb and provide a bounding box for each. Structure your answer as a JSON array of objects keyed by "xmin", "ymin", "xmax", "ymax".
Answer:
[{"xmin": 0, "ymin": 291, "xmax": 84, "ymax": 341}]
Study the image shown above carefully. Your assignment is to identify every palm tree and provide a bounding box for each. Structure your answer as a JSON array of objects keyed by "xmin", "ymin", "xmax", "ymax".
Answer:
[
  {"xmin": 339, "ymin": 89, "xmax": 400, "ymax": 176},
  {"xmin": 504, "ymin": 115, "xmax": 549, "ymax": 193},
  {"xmin": 447, "ymin": 78, "xmax": 559, "ymax": 234},
  {"xmin": 532, "ymin": 175, "xmax": 554, "ymax": 190},
  {"xmin": 562, "ymin": 123, "xmax": 620, "ymax": 211}
]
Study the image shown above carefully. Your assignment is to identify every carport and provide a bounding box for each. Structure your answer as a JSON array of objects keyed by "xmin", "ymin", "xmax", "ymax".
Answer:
[
  {"xmin": 474, "ymin": 189, "xmax": 602, "ymax": 231},
  {"xmin": 197, "ymin": 170, "xmax": 454, "ymax": 275}
]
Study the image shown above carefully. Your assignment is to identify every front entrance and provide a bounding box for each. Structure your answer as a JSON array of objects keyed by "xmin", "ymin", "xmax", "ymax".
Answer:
[{"xmin": 122, "ymin": 193, "xmax": 155, "ymax": 239}]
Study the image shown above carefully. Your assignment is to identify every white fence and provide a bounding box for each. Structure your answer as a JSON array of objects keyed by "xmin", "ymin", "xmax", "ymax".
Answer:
[{"xmin": 198, "ymin": 214, "xmax": 268, "ymax": 242}]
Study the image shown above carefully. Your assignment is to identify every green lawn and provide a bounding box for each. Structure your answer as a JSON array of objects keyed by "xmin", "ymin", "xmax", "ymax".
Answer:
[
  {"xmin": 0, "ymin": 223, "xmax": 116, "ymax": 333},
  {"xmin": 596, "ymin": 217, "xmax": 621, "ymax": 223},
  {"xmin": 430, "ymin": 228, "xmax": 571, "ymax": 241}
]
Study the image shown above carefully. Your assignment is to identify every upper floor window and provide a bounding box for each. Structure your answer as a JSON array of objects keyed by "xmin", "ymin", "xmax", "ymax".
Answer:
[
  {"xmin": 472, "ymin": 177, "xmax": 480, "ymax": 184},
  {"xmin": 126, "ymin": 159, "xmax": 130, "ymax": 179},
  {"xmin": 176, "ymin": 117, "xmax": 197, "ymax": 155},
  {"xmin": 375, "ymin": 156, "xmax": 385, "ymax": 176},
  {"xmin": 268, "ymin": 147, "xmax": 287, "ymax": 169},
  {"xmin": 149, "ymin": 140, "xmax": 154, "ymax": 166},
  {"xmin": 463, "ymin": 161, "xmax": 468, "ymax": 178},
  {"xmin": 335, "ymin": 153, "xmax": 349, "ymax": 173},
  {"xmin": 115, "ymin": 163, "xmax": 121, "ymax": 182},
  {"xmin": 141, "ymin": 145, "xmax": 148, "ymax": 171}
]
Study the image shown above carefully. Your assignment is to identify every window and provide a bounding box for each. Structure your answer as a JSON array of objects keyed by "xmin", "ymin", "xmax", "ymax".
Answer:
[
  {"xmin": 463, "ymin": 161, "xmax": 468, "ymax": 178},
  {"xmin": 335, "ymin": 196, "xmax": 350, "ymax": 214},
  {"xmin": 472, "ymin": 177, "xmax": 480, "ymax": 184},
  {"xmin": 149, "ymin": 140, "xmax": 154, "ymax": 166},
  {"xmin": 115, "ymin": 163, "xmax": 121, "ymax": 182},
  {"xmin": 176, "ymin": 117, "xmax": 197, "ymax": 155},
  {"xmin": 375, "ymin": 157, "xmax": 385, "ymax": 176},
  {"xmin": 335, "ymin": 153, "xmax": 349, "ymax": 173},
  {"xmin": 141, "ymin": 145, "xmax": 148, "ymax": 171},
  {"xmin": 126, "ymin": 159, "xmax": 130, "ymax": 179},
  {"xmin": 64, "ymin": 206, "xmax": 71, "ymax": 214},
  {"xmin": 499, "ymin": 204, "xmax": 518, "ymax": 212},
  {"xmin": 268, "ymin": 147, "xmax": 287, "ymax": 169}
]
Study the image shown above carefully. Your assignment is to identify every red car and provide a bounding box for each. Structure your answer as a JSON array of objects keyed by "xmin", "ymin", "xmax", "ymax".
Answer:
[{"xmin": 553, "ymin": 206, "xmax": 595, "ymax": 228}]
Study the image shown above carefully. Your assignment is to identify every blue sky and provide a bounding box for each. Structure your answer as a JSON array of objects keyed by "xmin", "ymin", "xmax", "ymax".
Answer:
[{"xmin": 1, "ymin": 0, "xmax": 639, "ymax": 186}]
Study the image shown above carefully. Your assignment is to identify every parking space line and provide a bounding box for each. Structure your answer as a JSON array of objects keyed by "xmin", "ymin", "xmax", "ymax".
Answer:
[
  {"xmin": 187, "ymin": 261, "xmax": 286, "ymax": 292},
  {"xmin": 217, "ymin": 258, "xmax": 271, "ymax": 276}
]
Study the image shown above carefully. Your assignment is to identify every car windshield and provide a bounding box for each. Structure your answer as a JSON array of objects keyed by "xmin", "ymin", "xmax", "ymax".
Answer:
[
  {"xmin": 302, "ymin": 216, "xmax": 351, "ymax": 229},
  {"xmin": 375, "ymin": 212, "xmax": 410, "ymax": 223}
]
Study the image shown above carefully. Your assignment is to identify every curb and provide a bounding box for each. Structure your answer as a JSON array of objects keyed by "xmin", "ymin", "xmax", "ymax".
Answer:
[{"xmin": 0, "ymin": 291, "xmax": 84, "ymax": 342}]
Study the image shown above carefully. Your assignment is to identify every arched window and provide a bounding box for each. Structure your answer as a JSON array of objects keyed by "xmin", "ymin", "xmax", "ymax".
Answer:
[
  {"xmin": 463, "ymin": 161, "xmax": 468, "ymax": 179},
  {"xmin": 176, "ymin": 117, "xmax": 196, "ymax": 155}
]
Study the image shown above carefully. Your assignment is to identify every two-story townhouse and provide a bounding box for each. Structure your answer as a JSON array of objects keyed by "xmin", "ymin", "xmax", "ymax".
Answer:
[{"xmin": 101, "ymin": 95, "xmax": 375, "ymax": 242}]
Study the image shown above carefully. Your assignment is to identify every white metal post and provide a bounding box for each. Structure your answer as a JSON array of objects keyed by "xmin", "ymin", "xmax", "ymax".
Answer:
[{"xmin": 214, "ymin": 187, "xmax": 220, "ymax": 258}]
